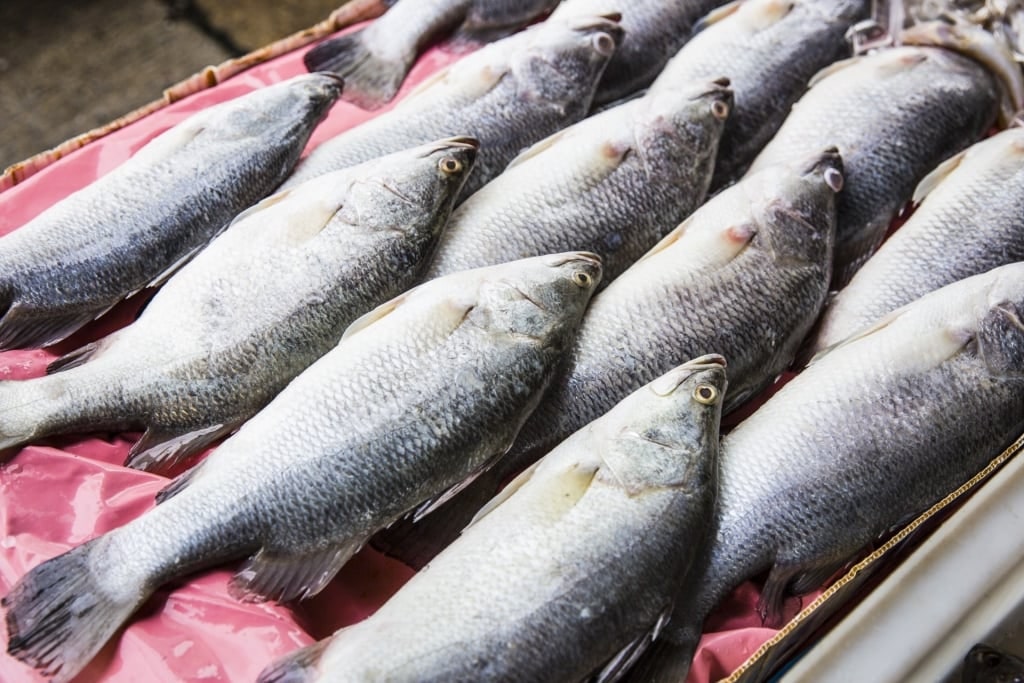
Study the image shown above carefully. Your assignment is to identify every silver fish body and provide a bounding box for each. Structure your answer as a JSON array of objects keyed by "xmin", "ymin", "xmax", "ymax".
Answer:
[
  {"xmin": 303, "ymin": 0, "xmax": 561, "ymax": 109},
  {"xmin": 3, "ymin": 252, "xmax": 602, "ymax": 683},
  {"xmin": 0, "ymin": 138, "xmax": 479, "ymax": 472},
  {"xmin": 373, "ymin": 148, "xmax": 841, "ymax": 569},
  {"xmin": 0, "ymin": 73, "xmax": 343, "ymax": 351},
  {"xmin": 651, "ymin": 0, "xmax": 868, "ymax": 189},
  {"xmin": 257, "ymin": 356, "xmax": 726, "ymax": 683},
  {"xmin": 638, "ymin": 262, "xmax": 1024, "ymax": 683},
  {"xmin": 747, "ymin": 42, "xmax": 1000, "ymax": 286},
  {"xmin": 811, "ymin": 127, "xmax": 1024, "ymax": 354},
  {"xmin": 286, "ymin": 16, "xmax": 622, "ymax": 196},
  {"xmin": 424, "ymin": 79, "xmax": 732, "ymax": 283},
  {"xmin": 552, "ymin": 0, "xmax": 732, "ymax": 105}
]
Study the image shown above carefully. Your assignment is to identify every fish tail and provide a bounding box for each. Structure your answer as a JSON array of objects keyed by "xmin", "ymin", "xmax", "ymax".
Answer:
[
  {"xmin": 303, "ymin": 30, "xmax": 408, "ymax": 109},
  {"xmin": 257, "ymin": 638, "xmax": 330, "ymax": 683},
  {"xmin": 4, "ymin": 539, "xmax": 148, "ymax": 683}
]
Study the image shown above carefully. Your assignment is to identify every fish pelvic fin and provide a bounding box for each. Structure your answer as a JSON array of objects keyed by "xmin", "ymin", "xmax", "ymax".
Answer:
[
  {"xmin": 257, "ymin": 638, "xmax": 330, "ymax": 683},
  {"xmin": 125, "ymin": 423, "xmax": 233, "ymax": 474},
  {"xmin": 228, "ymin": 540, "xmax": 363, "ymax": 604},
  {"xmin": 4, "ymin": 539, "xmax": 147, "ymax": 683},
  {"xmin": 303, "ymin": 30, "xmax": 406, "ymax": 110}
]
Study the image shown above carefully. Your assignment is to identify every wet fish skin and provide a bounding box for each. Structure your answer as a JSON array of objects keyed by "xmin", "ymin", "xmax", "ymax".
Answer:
[
  {"xmin": 811, "ymin": 127, "xmax": 1024, "ymax": 354},
  {"xmin": 258, "ymin": 356, "xmax": 726, "ymax": 683},
  {"xmin": 964, "ymin": 644, "xmax": 1024, "ymax": 683},
  {"xmin": 747, "ymin": 44, "xmax": 1000, "ymax": 287},
  {"xmin": 2, "ymin": 252, "xmax": 602, "ymax": 683},
  {"xmin": 651, "ymin": 0, "xmax": 868, "ymax": 190},
  {"xmin": 0, "ymin": 138, "xmax": 480, "ymax": 472},
  {"xmin": 633, "ymin": 263, "xmax": 1024, "ymax": 683},
  {"xmin": 286, "ymin": 15, "xmax": 623, "ymax": 196},
  {"xmin": 372, "ymin": 148, "xmax": 841, "ymax": 570},
  {"xmin": 424, "ymin": 78, "xmax": 732, "ymax": 283},
  {"xmin": 0, "ymin": 73, "xmax": 342, "ymax": 352},
  {"xmin": 551, "ymin": 0, "xmax": 732, "ymax": 106}
]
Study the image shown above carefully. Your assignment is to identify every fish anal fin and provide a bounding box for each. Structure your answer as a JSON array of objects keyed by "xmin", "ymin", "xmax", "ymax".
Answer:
[
  {"xmin": 125, "ymin": 423, "xmax": 232, "ymax": 474},
  {"xmin": 256, "ymin": 638, "xmax": 331, "ymax": 683},
  {"xmin": 0, "ymin": 303, "xmax": 104, "ymax": 352},
  {"xmin": 229, "ymin": 541, "xmax": 362, "ymax": 604}
]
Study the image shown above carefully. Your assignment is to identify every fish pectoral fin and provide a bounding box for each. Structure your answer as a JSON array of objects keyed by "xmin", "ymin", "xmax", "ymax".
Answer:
[
  {"xmin": 255, "ymin": 638, "xmax": 330, "ymax": 683},
  {"xmin": 46, "ymin": 339, "xmax": 106, "ymax": 374},
  {"xmin": 912, "ymin": 148, "xmax": 967, "ymax": 204},
  {"xmin": 758, "ymin": 556, "xmax": 845, "ymax": 625},
  {"xmin": 0, "ymin": 303, "xmax": 106, "ymax": 351},
  {"xmin": 593, "ymin": 608, "xmax": 671, "ymax": 683},
  {"xmin": 126, "ymin": 423, "xmax": 233, "ymax": 475},
  {"xmin": 229, "ymin": 540, "xmax": 363, "ymax": 603},
  {"xmin": 978, "ymin": 301, "xmax": 1024, "ymax": 378}
]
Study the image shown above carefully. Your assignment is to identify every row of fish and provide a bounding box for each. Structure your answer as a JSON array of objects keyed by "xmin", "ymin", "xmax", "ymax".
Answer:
[{"xmin": 2, "ymin": 0, "xmax": 1024, "ymax": 681}]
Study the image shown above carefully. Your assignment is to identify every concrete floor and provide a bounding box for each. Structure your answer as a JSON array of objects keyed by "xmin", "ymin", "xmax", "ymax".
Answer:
[{"xmin": 0, "ymin": 0, "xmax": 343, "ymax": 171}]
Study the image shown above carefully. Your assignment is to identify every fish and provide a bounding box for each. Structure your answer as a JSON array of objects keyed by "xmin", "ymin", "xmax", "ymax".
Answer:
[
  {"xmin": 0, "ymin": 73, "xmax": 343, "ymax": 351},
  {"xmin": 0, "ymin": 137, "xmax": 480, "ymax": 473},
  {"xmin": 284, "ymin": 15, "xmax": 623, "ymax": 196},
  {"xmin": 257, "ymin": 355, "xmax": 726, "ymax": 683},
  {"xmin": 2, "ymin": 252, "xmax": 602, "ymax": 683},
  {"xmin": 304, "ymin": 0, "xmax": 561, "ymax": 109},
  {"xmin": 628, "ymin": 262, "xmax": 1024, "ymax": 683},
  {"xmin": 423, "ymin": 78, "xmax": 732, "ymax": 283},
  {"xmin": 809, "ymin": 125, "xmax": 1024, "ymax": 355},
  {"xmin": 964, "ymin": 644, "xmax": 1024, "ymax": 683},
  {"xmin": 746, "ymin": 21, "xmax": 1017, "ymax": 287},
  {"xmin": 550, "ymin": 0, "xmax": 732, "ymax": 106},
  {"xmin": 649, "ymin": 0, "xmax": 869, "ymax": 190},
  {"xmin": 373, "ymin": 147, "xmax": 842, "ymax": 569}
]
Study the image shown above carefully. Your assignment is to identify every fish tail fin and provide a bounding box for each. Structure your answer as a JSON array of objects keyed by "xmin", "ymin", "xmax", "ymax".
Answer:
[
  {"xmin": 4, "ymin": 539, "xmax": 148, "ymax": 682},
  {"xmin": 303, "ymin": 31, "xmax": 408, "ymax": 109},
  {"xmin": 257, "ymin": 639, "xmax": 331, "ymax": 683}
]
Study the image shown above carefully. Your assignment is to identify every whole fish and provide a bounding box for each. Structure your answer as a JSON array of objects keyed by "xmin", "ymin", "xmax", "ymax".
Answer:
[
  {"xmin": 374, "ymin": 148, "xmax": 841, "ymax": 569},
  {"xmin": 650, "ymin": 0, "xmax": 868, "ymax": 189},
  {"xmin": 0, "ymin": 73, "xmax": 343, "ymax": 351},
  {"xmin": 629, "ymin": 262, "xmax": 1024, "ymax": 683},
  {"xmin": 424, "ymin": 78, "xmax": 732, "ymax": 283},
  {"xmin": 810, "ymin": 127, "xmax": 1024, "ymax": 354},
  {"xmin": 2, "ymin": 252, "xmax": 602, "ymax": 683},
  {"xmin": 258, "ymin": 356, "xmax": 726, "ymax": 683},
  {"xmin": 304, "ymin": 0, "xmax": 561, "ymax": 109},
  {"xmin": 284, "ymin": 15, "xmax": 623, "ymax": 195},
  {"xmin": 964, "ymin": 644, "xmax": 1024, "ymax": 683},
  {"xmin": 0, "ymin": 137, "xmax": 479, "ymax": 472},
  {"xmin": 551, "ymin": 0, "xmax": 732, "ymax": 106},
  {"xmin": 747, "ymin": 22, "xmax": 1015, "ymax": 287}
]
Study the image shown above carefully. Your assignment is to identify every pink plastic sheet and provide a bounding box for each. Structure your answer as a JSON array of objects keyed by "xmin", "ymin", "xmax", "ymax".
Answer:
[{"xmin": 0, "ymin": 18, "xmax": 797, "ymax": 683}]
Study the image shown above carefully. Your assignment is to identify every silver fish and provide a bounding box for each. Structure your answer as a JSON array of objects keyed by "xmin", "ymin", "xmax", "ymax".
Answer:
[
  {"xmin": 0, "ymin": 137, "xmax": 479, "ymax": 472},
  {"xmin": 810, "ymin": 127, "xmax": 1024, "ymax": 355},
  {"xmin": 303, "ymin": 0, "xmax": 561, "ymax": 109},
  {"xmin": 631, "ymin": 262, "xmax": 1024, "ymax": 683},
  {"xmin": 747, "ymin": 22, "xmax": 1013, "ymax": 287},
  {"xmin": 373, "ymin": 148, "xmax": 842, "ymax": 570},
  {"xmin": 257, "ymin": 356, "xmax": 726, "ymax": 683},
  {"xmin": 0, "ymin": 73, "xmax": 343, "ymax": 352},
  {"xmin": 551, "ymin": 0, "xmax": 732, "ymax": 105},
  {"xmin": 2, "ymin": 252, "xmax": 602, "ymax": 683},
  {"xmin": 650, "ymin": 0, "xmax": 868, "ymax": 189},
  {"xmin": 424, "ymin": 78, "xmax": 732, "ymax": 283},
  {"xmin": 285, "ymin": 15, "xmax": 623, "ymax": 196}
]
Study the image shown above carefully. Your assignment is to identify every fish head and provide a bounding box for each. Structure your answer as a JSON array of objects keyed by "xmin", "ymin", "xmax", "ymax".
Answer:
[
  {"xmin": 963, "ymin": 644, "xmax": 1024, "ymax": 683},
  {"xmin": 216, "ymin": 73, "xmax": 344, "ymax": 142},
  {"xmin": 344, "ymin": 137, "xmax": 479, "ymax": 242},
  {"xmin": 594, "ymin": 355, "xmax": 727, "ymax": 492},
  {"xmin": 510, "ymin": 15, "xmax": 623, "ymax": 111},
  {"xmin": 747, "ymin": 146, "xmax": 842, "ymax": 268},
  {"xmin": 635, "ymin": 78, "xmax": 733, "ymax": 167},
  {"xmin": 472, "ymin": 252, "xmax": 603, "ymax": 348}
]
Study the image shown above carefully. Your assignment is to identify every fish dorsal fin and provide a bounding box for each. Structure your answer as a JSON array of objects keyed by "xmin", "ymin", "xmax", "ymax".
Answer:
[
  {"xmin": 912, "ymin": 149, "xmax": 967, "ymax": 204},
  {"xmin": 807, "ymin": 56, "xmax": 861, "ymax": 88},
  {"xmin": 229, "ymin": 540, "xmax": 363, "ymax": 603},
  {"xmin": 693, "ymin": 0, "xmax": 742, "ymax": 33},
  {"xmin": 340, "ymin": 288, "xmax": 416, "ymax": 342}
]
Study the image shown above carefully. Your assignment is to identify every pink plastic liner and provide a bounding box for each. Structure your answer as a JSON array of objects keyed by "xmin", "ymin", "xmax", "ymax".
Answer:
[{"xmin": 0, "ymin": 19, "xmax": 803, "ymax": 683}]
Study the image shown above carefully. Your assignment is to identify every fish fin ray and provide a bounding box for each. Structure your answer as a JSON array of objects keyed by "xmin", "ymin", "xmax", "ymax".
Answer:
[
  {"xmin": 788, "ymin": 559, "xmax": 846, "ymax": 595},
  {"xmin": 594, "ymin": 608, "xmax": 671, "ymax": 683},
  {"xmin": 0, "ymin": 304, "xmax": 103, "ymax": 351},
  {"xmin": 229, "ymin": 541, "xmax": 362, "ymax": 603},
  {"xmin": 912, "ymin": 149, "xmax": 967, "ymax": 204},
  {"xmin": 46, "ymin": 340, "xmax": 104, "ymax": 374},
  {"xmin": 304, "ymin": 30, "xmax": 407, "ymax": 109},
  {"xmin": 617, "ymin": 622, "xmax": 701, "ymax": 683},
  {"xmin": 140, "ymin": 239, "xmax": 213, "ymax": 294},
  {"xmin": 978, "ymin": 300, "xmax": 1024, "ymax": 378},
  {"xmin": 154, "ymin": 460, "xmax": 207, "ymax": 504},
  {"xmin": 256, "ymin": 639, "xmax": 331, "ymax": 683},
  {"xmin": 125, "ymin": 423, "xmax": 232, "ymax": 474}
]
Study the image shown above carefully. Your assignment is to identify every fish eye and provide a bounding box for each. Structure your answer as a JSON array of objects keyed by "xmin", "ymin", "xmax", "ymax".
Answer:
[
  {"xmin": 824, "ymin": 167, "xmax": 844, "ymax": 192},
  {"xmin": 439, "ymin": 157, "xmax": 464, "ymax": 175},
  {"xmin": 572, "ymin": 271, "xmax": 593, "ymax": 288},
  {"xmin": 693, "ymin": 384, "xmax": 718, "ymax": 405},
  {"xmin": 592, "ymin": 33, "xmax": 616, "ymax": 57},
  {"xmin": 711, "ymin": 100, "xmax": 729, "ymax": 120}
]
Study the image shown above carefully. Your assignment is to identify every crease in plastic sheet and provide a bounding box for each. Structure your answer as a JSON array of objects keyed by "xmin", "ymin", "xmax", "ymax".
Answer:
[{"xmin": 0, "ymin": 18, "xmax": 807, "ymax": 683}]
